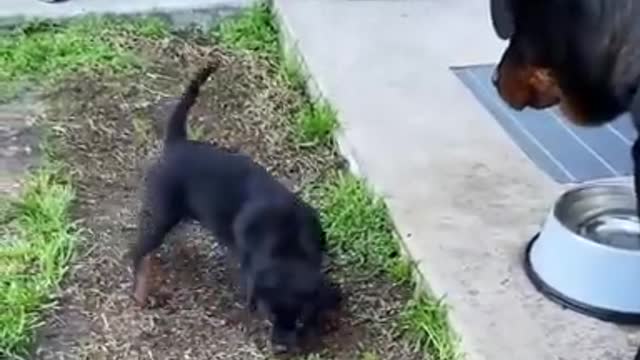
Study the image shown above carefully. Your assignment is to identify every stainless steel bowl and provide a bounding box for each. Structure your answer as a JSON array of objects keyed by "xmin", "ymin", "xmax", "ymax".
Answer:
[
  {"xmin": 557, "ymin": 185, "xmax": 640, "ymax": 250},
  {"xmin": 525, "ymin": 183, "xmax": 640, "ymax": 323}
]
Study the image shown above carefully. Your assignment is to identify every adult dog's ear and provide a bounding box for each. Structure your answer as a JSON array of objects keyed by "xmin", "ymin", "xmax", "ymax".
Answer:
[{"xmin": 491, "ymin": 0, "xmax": 514, "ymax": 40}]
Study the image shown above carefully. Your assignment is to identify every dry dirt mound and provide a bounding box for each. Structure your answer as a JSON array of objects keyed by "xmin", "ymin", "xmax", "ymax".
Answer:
[{"xmin": 34, "ymin": 35, "xmax": 419, "ymax": 360}]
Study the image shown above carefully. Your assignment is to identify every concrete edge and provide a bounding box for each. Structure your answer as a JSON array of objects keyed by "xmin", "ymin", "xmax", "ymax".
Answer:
[
  {"xmin": 0, "ymin": 3, "xmax": 250, "ymax": 30},
  {"xmin": 272, "ymin": 2, "xmax": 466, "ymax": 357},
  {"xmin": 273, "ymin": 2, "xmax": 365, "ymax": 180}
]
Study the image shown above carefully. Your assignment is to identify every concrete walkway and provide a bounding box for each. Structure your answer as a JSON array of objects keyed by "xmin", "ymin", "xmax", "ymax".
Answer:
[{"xmin": 273, "ymin": 1, "xmax": 639, "ymax": 360}]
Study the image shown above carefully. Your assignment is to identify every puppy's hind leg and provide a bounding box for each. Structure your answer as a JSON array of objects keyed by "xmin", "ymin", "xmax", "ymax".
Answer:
[{"xmin": 131, "ymin": 195, "xmax": 181, "ymax": 306}]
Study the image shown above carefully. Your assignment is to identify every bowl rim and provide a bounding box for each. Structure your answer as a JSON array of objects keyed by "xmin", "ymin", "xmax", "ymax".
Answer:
[
  {"xmin": 524, "ymin": 233, "xmax": 640, "ymax": 324},
  {"xmin": 550, "ymin": 183, "xmax": 640, "ymax": 256}
]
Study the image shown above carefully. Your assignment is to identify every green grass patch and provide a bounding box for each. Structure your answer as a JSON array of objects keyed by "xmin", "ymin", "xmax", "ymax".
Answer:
[
  {"xmin": 215, "ymin": 2, "xmax": 279, "ymax": 57},
  {"xmin": 312, "ymin": 172, "xmax": 460, "ymax": 360},
  {"xmin": 0, "ymin": 15, "xmax": 172, "ymax": 357},
  {"xmin": 0, "ymin": 164, "xmax": 80, "ymax": 358},
  {"xmin": 0, "ymin": 16, "xmax": 170, "ymax": 101},
  {"xmin": 216, "ymin": 3, "xmax": 337, "ymax": 147},
  {"xmin": 309, "ymin": 173, "xmax": 406, "ymax": 277},
  {"xmin": 218, "ymin": 3, "xmax": 462, "ymax": 359},
  {"xmin": 401, "ymin": 296, "xmax": 461, "ymax": 360},
  {"xmin": 293, "ymin": 102, "xmax": 338, "ymax": 147}
]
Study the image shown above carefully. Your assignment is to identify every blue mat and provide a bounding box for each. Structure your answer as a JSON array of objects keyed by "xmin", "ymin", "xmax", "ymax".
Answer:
[{"xmin": 453, "ymin": 64, "xmax": 637, "ymax": 184}]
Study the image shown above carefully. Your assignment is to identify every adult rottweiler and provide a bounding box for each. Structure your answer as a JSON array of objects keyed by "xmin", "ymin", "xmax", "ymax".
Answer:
[
  {"xmin": 131, "ymin": 64, "xmax": 340, "ymax": 354},
  {"xmin": 490, "ymin": 1, "xmax": 640, "ymax": 358},
  {"xmin": 490, "ymin": 0, "xmax": 640, "ymax": 199}
]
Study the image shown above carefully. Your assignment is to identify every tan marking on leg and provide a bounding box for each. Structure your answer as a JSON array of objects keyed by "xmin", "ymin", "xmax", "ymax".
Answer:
[{"xmin": 133, "ymin": 255, "xmax": 152, "ymax": 307}]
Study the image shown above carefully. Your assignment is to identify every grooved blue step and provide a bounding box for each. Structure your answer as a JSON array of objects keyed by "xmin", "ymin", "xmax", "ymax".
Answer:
[{"xmin": 453, "ymin": 64, "xmax": 637, "ymax": 184}]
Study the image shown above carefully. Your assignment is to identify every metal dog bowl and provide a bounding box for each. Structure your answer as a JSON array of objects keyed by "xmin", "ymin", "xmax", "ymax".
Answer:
[{"xmin": 525, "ymin": 183, "xmax": 640, "ymax": 323}]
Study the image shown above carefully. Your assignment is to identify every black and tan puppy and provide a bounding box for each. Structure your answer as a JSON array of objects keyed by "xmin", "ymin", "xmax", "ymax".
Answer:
[
  {"xmin": 490, "ymin": 0, "xmax": 640, "ymax": 206},
  {"xmin": 131, "ymin": 64, "xmax": 340, "ymax": 353}
]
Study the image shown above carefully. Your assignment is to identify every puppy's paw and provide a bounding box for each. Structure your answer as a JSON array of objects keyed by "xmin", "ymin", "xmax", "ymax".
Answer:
[{"xmin": 271, "ymin": 328, "xmax": 298, "ymax": 355}]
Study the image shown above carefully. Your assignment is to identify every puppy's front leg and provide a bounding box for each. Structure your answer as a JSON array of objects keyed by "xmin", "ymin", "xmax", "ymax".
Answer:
[
  {"xmin": 271, "ymin": 315, "xmax": 298, "ymax": 354},
  {"xmin": 241, "ymin": 274, "xmax": 258, "ymax": 313}
]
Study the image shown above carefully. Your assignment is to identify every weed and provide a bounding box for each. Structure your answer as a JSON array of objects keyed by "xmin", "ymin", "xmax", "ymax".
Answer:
[
  {"xmin": 293, "ymin": 102, "xmax": 338, "ymax": 147},
  {"xmin": 401, "ymin": 295, "xmax": 461, "ymax": 360},
  {"xmin": 309, "ymin": 173, "xmax": 401, "ymax": 272},
  {"xmin": 0, "ymin": 16, "xmax": 172, "ymax": 101},
  {"xmin": 215, "ymin": 2, "xmax": 279, "ymax": 57},
  {"xmin": 0, "ymin": 164, "xmax": 80, "ymax": 358},
  {"xmin": 359, "ymin": 351, "xmax": 381, "ymax": 360},
  {"xmin": 216, "ymin": 3, "xmax": 462, "ymax": 359}
]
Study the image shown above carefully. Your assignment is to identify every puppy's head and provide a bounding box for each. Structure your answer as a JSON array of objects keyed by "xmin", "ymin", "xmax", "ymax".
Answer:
[
  {"xmin": 491, "ymin": 0, "xmax": 638, "ymax": 126},
  {"xmin": 250, "ymin": 261, "xmax": 333, "ymax": 352},
  {"xmin": 234, "ymin": 200, "xmax": 333, "ymax": 353}
]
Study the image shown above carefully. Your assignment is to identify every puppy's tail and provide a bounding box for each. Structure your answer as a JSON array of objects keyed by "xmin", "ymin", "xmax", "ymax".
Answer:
[{"xmin": 164, "ymin": 64, "xmax": 217, "ymax": 144}]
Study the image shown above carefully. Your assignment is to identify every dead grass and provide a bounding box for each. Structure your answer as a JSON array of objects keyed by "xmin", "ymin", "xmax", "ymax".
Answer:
[
  {"xmin": 216, "ymin": 3, "xmax": 462, "ymax": 360},
  {"xmin": 0, "ymin": 4, "xmax": 461, "ymax": 359},
  {"xmin": 21, "ymin": 17, "xmax": 422, "ymax": 360}
]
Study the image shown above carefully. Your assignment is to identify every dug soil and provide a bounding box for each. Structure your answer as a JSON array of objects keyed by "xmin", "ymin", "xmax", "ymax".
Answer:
[{"xmin": 34, "ymin": 33, "xmax": 420, "ymax": 360}]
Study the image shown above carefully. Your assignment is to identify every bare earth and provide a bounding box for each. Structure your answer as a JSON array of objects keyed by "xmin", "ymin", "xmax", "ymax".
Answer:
[{"xmin": 31, "ymin": 34, "xmax": 421, "ymax": 360}]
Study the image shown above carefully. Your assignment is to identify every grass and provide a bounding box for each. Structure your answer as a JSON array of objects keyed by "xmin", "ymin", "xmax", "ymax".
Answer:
[
  {"xmin": 215, "ymin": 2, "xmax": 279, "ymax": 58},
  {"xmin": 293, "ymin": 102, "xmax": 338, "ymax": 147},
  {"xmin": 0, "ymin": 164, "xmax": 80, "ymax": 358},
  {"xmin": 0, "ymin": 5, "xmax": 460, "ymax": 359},
  {"xmin": 401, "ymin": 296, "xmax": 460, "ymax": 360},
  {"xmin": 0, "ymin": 16, "xmax": 170, "ymax": 101},
  {"xmin": 309, "ymin": 173, "xmax": 407, "ymax": 277},
  {"xmin": 311, "ymin": 174, "xmax": 459, "ymax": 359},
  {"xmin": 0, "ymin": 16, "xmax": 171, "ymax": 358},
  {"xmin": 217, "ymin": 3, "xmax": 461, "ymax": 360},
  {"xmin": 215, "ymin": 3, "xmax": 337, "ymax": 147}
]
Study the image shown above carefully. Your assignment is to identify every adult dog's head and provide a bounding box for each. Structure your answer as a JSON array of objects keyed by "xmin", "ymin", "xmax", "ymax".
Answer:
[{"xmin": 491, "ymin": 0, "xmax": 640, "ymax": 126}]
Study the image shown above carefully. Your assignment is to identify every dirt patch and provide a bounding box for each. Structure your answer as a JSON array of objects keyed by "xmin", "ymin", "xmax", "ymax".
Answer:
[{"xmin": 34, "ymin": 35, "xmax": 419, "ymax": 360}]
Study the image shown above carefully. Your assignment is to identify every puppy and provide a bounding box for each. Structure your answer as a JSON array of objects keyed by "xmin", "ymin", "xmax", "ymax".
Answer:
[
  {"xmin": 490, "ymin": 0, "xmax": 640, "ymax": 210},
  {"xmin": 131, "ymin": 64, "xmax": 340, "ymax": 353}
]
